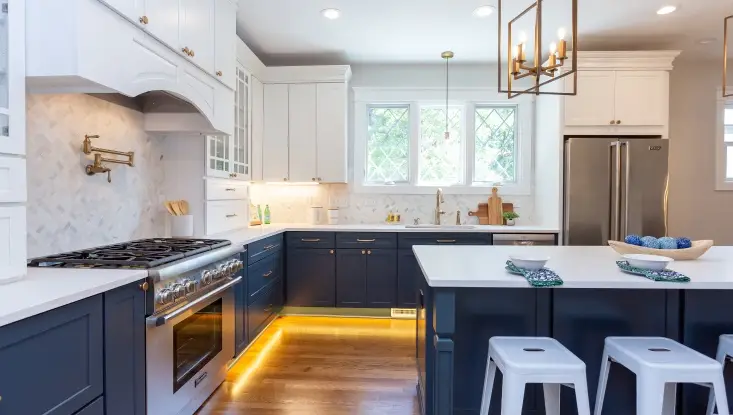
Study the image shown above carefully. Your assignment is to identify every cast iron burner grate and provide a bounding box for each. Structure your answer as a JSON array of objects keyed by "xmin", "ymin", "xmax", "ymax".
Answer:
[{"xmin": 28, "ymin": 238, "xmax": 231, "ymax": 269}]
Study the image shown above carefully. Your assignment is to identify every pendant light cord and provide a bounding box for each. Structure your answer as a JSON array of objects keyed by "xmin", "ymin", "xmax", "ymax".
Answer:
[{"xmin": 445, "ymin": 56, "xmax": 449, "ymax": 137}]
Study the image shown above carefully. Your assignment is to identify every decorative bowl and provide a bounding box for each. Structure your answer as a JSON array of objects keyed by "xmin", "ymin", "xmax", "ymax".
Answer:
[
  {"xmin": 508, "ymin": 255, "xmax": 549, "ymax": 270},
  {"xmin": 622, "ymin": 254, "xmax": 673, "ymax": 271},
  {"xmin": 608, "ymin": 240, "xmax": 713, "ymax": 260}
]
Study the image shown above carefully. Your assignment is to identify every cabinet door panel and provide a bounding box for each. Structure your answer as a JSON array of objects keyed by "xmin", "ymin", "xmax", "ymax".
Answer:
[
  {"xmin": 397, "ymin": 250, "xmax": 420, "ymax": 308},
  {"xmin": 98, "ymin": 0, "xmax": 144, "ymax": 23},
  {"xmin": 263, "ymin": 84, "xmax": 289, "ymax": 181},
  {"xmin": 366, "ymin": 249, "xmax": 398, "ymax": 308},
  {"xmin": 288, "ymin": 83, "xmax": 317, "ymax": 182},
  {"xmin": 564, "ymin": 71, "xmax": 616, "ymax": 126},
  {"xmin": 1, "ymin": 0, "xmax": 25, "ymax": 156},
  {"xmin": 0, "ymin": 206, "xmax": 26, "ymax": 283},
  {"xmin": 179, "ymin": 0, "xmax": 214, "ymax": 73},
  {"xmin": 316, "ymin": 83, "xmax": 347, "ymax": 182},
  {"xmin": 104, "ymin": 281, "xmax": 146, "ymax": 415},
  {"xmin": 206, "ymin": 135, "xmax": 231, "ymax": 178},
  {"xmin": 213, "ymin": 0, "xmax": 236, "ymax": 89},
  {"xmin": 286, "ymin": 248, "xmax": 336, "ymax": 307},
  {"xmin": 614, "ymin": 71, "xmax": 667, "ymax": 126},
  {"xmin": 336, "ymin": 249, "xmax": 367, "ymax": 307},
  {"xmin": 251, "ymin": 76, "xmax": 264, "ymax": 181},
  {"xmin": 232, "ymin": 66, "xmax": 250, "ymax": 179},
  {"xmin": 144, "ymin": 0, "xmax": 179, "ymax": 50}
]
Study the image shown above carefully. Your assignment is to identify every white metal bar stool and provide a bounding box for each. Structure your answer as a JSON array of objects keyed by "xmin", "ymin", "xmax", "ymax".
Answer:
[
  {"xmin": 594, "ymin": 337, "xmax": 729, "ymax": 415},
  {"xmin": 707, "ymin": 334, "xmax": 733, "ymax": 415},
  {"xmin": 480, "ymin": 337, "xmax": 591, "ymax": 415}
]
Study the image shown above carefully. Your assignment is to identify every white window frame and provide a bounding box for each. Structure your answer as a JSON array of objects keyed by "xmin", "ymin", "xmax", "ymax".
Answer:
[
  {"xmin": 354, "ymin": 87, "xmax": 534, "ymax": 195},
  {"xmin": 716, "ymin": 89, "xmax": 733, "ymax": 191}
]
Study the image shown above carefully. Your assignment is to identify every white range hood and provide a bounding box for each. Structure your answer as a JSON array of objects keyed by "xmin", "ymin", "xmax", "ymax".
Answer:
[{"xmin": 25, "ymin": 0, "xmax": 234, "ymax": 136}]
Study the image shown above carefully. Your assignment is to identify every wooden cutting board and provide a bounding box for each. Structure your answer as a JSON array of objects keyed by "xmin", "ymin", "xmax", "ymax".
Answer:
[{"xmin": 469, "ymin": 202, "xmax": 514, "ymax": 225}]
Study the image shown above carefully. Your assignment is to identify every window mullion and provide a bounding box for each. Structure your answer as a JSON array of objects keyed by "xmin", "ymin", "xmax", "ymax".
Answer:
[
  {"xmin": 466, "ymin": 103, "xmax": 476, "ymax": 186},
  {"xmin": 409, "ymin": 102, "xmax": 420, "ymax": 186}
]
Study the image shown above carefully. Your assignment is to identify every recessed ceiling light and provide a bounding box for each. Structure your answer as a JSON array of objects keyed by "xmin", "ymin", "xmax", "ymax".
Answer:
[
  {"xmin": 321, "ymin": 8, "xmax": 341, "ymax": 20},
  {"xmin": 698, "ymin": 38, "xmax": 717, "ymax": 45},
  {"xmin": 656, "ymin": 5, "xmax": 677, "ymax": 15},
  {"xmin": 473, "ymin": 5, "xmax": 496, "ymax": 18}
]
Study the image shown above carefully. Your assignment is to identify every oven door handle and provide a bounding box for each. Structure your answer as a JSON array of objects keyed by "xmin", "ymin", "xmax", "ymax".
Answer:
[{"xmin": 147, "ymin": 276, "xmax": 242, "ymax": 327}]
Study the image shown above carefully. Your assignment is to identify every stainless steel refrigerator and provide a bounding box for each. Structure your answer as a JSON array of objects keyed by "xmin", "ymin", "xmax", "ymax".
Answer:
[{"xmin": 563, "ymin": 136, "xmax": 669, "ymax": 246}]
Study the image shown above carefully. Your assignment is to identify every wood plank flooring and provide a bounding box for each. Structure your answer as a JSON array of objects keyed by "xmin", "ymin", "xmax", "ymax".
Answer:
[{"xmin": 196, "ymin": 316, "xmax": 420, "ymax": 415}]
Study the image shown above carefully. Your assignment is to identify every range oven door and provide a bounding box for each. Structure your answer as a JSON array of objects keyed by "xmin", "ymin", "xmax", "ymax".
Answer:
[{"xmin": 146, "ymin": 277, "xmax": 239, "ymax": 415}]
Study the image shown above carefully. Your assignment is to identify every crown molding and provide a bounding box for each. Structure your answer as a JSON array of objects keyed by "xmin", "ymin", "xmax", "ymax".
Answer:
[
  {"xmin": 569, "ymin": 50, "xmax": 681, "ymax": 71},
  {"xmin": 262, "ymin": 65, "xmax": 352, "ymax": 84}
]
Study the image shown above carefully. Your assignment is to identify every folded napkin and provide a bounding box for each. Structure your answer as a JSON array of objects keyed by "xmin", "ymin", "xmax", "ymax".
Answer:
[
  {"xmin": 505, "ymin": 260, "xmax": 563, "ymax": 287},
  {"xmin": 616, "ymin": 261, "xmax": 690, "ymax": 283}
]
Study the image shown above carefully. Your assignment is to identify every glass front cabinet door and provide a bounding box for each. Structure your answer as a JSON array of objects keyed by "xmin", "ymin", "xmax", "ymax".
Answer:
[{"xmin": 206, "ymin": 65, "xmax": 250, "ymax": 180}]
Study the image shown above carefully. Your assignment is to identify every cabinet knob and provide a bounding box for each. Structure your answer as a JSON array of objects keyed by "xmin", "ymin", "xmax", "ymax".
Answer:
[
  {"xmin": 182, "ymin": 47, "xmax": 190, "ymax": 55},
  {"xmin": 216, "ymin": 71, "xmax": 223, "ymax": 77},
  {"xmin": 362, "ymin": 250, "xmax": 366, "ymax": 255},
  {"xmin": 330, "ymin": 250, "xmax": 334, "ymax": 254},
  {"xmin": 367, "ymin": 250, "xmax": 372, "ymax": 255},
  {"xmin": 317, "ymin": 177, "xmax": 322, "ymax": 181},
  {"xmin": 139, "ymin": 15, "xmax": 149, "ymax": 24},
  {"xmin": 283, "ymin": 177, "xmax": 288, "ymax": 181},
  {"xmin": 139, "ymin": 281, "xmax": 149, "ymax": 292},
  {"xmin": 190, "ymin": 49, "xmax": 195, "ymax": 57},
  {"xmin": 609, "ymin": 120, "xmax": 615, "ymax": 125},
  {"xmin": 616, "ymin": 120, "xmax": 622, "ymax": 125},
  {"xmin": 234, "ymin": 173, "xmax": 238, "ymax": 177},
  {"xmin": 312, "ymin": 178, "xmax": 316, "ymax": 181}
]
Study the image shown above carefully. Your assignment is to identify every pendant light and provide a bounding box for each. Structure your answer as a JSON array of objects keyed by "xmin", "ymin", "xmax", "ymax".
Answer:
[{"xmin": 442, "ymin": 51, "xmax": 454, "ymax": 139}]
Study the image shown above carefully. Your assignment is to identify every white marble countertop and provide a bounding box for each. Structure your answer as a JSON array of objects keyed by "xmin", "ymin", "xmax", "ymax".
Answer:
[
  {"xmin": 209, "ymin": 223, "xmax": 559, "ymax": 247},
  {"xmin": 0, "ymin": 267, "xmax": 147, "ymax": 327},
  {"xmin": 414, "ymin": 245, "xmax": 733, "ymax": 289}
]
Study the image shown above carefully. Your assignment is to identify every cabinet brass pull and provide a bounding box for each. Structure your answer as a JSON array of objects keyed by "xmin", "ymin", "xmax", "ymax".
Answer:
[
  {"xmin": 264, "ymin": 244, "xmax": 276, "ymax": 250},
  {"xmin": 226, "ymin": 214, "xmax": 238, "ymax": 218},
  {"xmin": 301, "ymin": 238, "xmax": 321, "ymax": 242},
  {"xmin": 225, "ymin": 188, "xmax": 236, "ymax": 191},
  {"xmin": 436, "ymin": 239, "xmax": 457, "ymax": 243},
  {"xmin": 362, "ymin": 250, "xmax": 366, "ymax": 254},
  {"xmin": 182, "ymin": 47, "xmax": 190, "ymax": 55},
  {"xmin": 609, "ymin": 120, "xmax": 615, "ymax": 125},
  {"xmin": 263, "ymin": 271, "xmax": 273, "ymax": 278},
  {"xmin": 367, "ymin": 250, "xmax": 371, "ymax": 255},
  {"xmin": 616, "ymin": 120, "xmax": 622, "ymax": 125},
  {"xmin": 356, "ymin": 239, "xmax": 376, "ymax": 242},
  {"xmin": 329, "ymin": 250, "xmax": 334, "ymax": 254},
  {"xmin": 139, "ymin": 281, "xmax": 149, "ymax": 292},
  {"xmin": 216, "ymin": 71, "xmax": 223, "ymax": 77},
  {"xmin": 139, "ymin": 15, "xmax": 149, "ymax": 24},
  {"xmin": 317, "ymin": 177, "xmax": 322, "ymax": 181}
]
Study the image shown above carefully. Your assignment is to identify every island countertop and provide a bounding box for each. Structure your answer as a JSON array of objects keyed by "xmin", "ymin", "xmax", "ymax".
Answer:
[{"xmin": 413, "ymin": 245, "xmax": 733, "ymax": 289}]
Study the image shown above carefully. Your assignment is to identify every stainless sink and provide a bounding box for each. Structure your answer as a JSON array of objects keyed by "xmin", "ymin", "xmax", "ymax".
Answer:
[{"xmin": 404, "ymin": 224, "xmax": 476, "ymax": 230}]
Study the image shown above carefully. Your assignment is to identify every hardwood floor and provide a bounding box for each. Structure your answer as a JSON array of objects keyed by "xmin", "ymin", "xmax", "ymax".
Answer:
[{"xmin": 197, "ymin": 316, "xmax": 420, "ymax": 415}]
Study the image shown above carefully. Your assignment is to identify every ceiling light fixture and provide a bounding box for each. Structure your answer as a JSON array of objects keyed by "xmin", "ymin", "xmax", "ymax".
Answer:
[
  {"xmin": 498, "ymin": 0, "xmax": 578, "ymax": 98},
  {"xmin": 321, "ymin": 8, "xmax": 341, "ymax": 20},
  {"xmin": 442, "ymin": 51, "xmax": 454, "ymax": 140},
  {"xmin": 656, "ymin": 5, "xmax": 677, "ymax": 15},
  {"xmin": 473, "ymin": 5, "xmax": 496, "ymax": 18}
]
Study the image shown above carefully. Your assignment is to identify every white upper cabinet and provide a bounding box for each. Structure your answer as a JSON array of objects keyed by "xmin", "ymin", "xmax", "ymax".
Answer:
[
  {"xmin": 98, "ymin": 0, "xmax": 143, "ymax": 22},
  {"xmin": 250, "ymin": 76, "xmax": 264, "ymax": 181},
  {"xmin": 316, "ymin": 83, "xmax": 347, "ymax": 182},
  {"xmin": 144, "ymin": 0, "xmax": 178, "ymax": 49},
  {"xmin": 0, "ymin": 0, "xmax": 25, "ymax": 156},
  {"xmin": 288, "ymin": 84, "xmax": 317, "ymax": 182},
  {"xmin": 231, "ymin": 65, "xmax": 250, "ymax": 179},
  {"xmin": 179, "ymin": 0, "xmax": 215, "ymax": 74},
  {"xmin": 263, "ymin": 84, "xmax": 290, "ymax": 182},
  {"xmin": 214, "ymin": 0, "xmax": 236, "ymax": 90},
  {"xmin": 206, "ymin": 135, "xmax": 231, "ymax": 179},
  {"xmin": 564, "ymin": 71, "xmax": 616, "ymax": 126},
  {"xmin": 614, "ymin": 71, "xmax": 668, "ymax": 127}
]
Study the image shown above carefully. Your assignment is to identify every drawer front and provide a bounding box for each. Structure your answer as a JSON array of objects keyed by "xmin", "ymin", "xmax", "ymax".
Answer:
[
  {"xmin": 247, "ymin": 253, "xmax": 280, "ymax": 301},
  {"xmin": 397, "ymin": 232, "xmax": 491, "ymax": 249},
  {"xmin": 206, "ymin": 179, "xmax": 249, "ymax": 201},
  {"xmin": 336, "ymin": 232, "xmax": 397, "ymax": 249},
  {"xmin": 78, "ymin": 397, "xmax": 105, "ymax": 415},
  {"xmin": 247, "ymin": 278, "xmax": 282, "ymax": 341},
  {"xmin": 206, "ymin": 200, "xmax": 248, "ymax": 235},
  {"xmin": 248, "ymin": 234, "xmax": 283, "ymax": 265},
  {"xmin": 286, "ymin": 232, "xmax": 335, "ymax": 248}
]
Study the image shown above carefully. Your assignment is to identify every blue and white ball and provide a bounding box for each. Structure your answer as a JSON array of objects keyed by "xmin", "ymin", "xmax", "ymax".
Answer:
[
  {"xmin": 658, "ymin": 237, "xmax": 678, "ymax": 249},
  {"xmin": 624, "ymin": 234, "xmax": 643, "ymax": 246},
  {"xmin": 641, "ymin": 236, "xmax": 661, "ymax": 249},
  {"xmin": 676, "ymin": 237, "xmax": 692, "ymax": 249}
]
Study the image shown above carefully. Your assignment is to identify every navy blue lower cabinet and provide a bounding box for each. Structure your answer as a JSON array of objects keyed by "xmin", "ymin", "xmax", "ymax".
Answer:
[
  {"xmin": 75, "ymin": 397, "xmax": 104, "ymax": 415},
  {"xmin": 366, "ymin": 249, "xmax": 397, "ymax": 308},
  {"xmin": 397, "ymin": 249, "xmax": 420, "ymax": 308},
  {"xmin": 336, "ymin": 249, "xmax": 367, "ymax": 307},
  {"xmin": 681, "ymin": 290, "xmax": 733, "ymax": 414},
  {"xmin": 286, "ymin": 247, "xmax": 336, "ymax": 307},
  {"xmin": 0, "ymin": 296, "xmax": 104, "ymax": 415},
  {"xmin": 103, "ymin": 281, "xmax": 147, "ymax": 415},
  {"xmin": 235, "ymin": 255, "xmax": 249, "ymax": 356}
]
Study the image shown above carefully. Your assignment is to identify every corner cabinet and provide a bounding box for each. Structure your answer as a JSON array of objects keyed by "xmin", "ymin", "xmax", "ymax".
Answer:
[{"xmin": 0, "ymin": 0, "xmax": 27, "ymax": 284}]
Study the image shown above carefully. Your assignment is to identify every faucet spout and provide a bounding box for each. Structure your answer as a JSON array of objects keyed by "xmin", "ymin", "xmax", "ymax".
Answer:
[{"xmin": 434, "ymin": 188, "xmax": 446, "ymax": 225}]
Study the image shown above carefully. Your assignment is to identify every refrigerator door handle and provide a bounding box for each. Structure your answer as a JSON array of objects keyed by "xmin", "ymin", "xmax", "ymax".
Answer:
[
  {"xmin": 622, "ymin": 141, "xmax": 630, "ymax": 238},
  {"xmin": 609, "ymin": 141, "xmax": 621, "ymax": 242}
]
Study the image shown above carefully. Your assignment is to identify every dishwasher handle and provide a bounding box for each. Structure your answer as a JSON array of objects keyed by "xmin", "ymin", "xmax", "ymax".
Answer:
[{"xmin": 492, "ymin": 234, "xmax": 556, "ymax": 245}]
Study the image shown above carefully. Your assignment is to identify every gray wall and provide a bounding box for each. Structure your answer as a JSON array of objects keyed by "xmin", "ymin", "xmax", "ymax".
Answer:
[{"xmin": 668, "ymin": 61, "xmax": 733, "ymax": 243}]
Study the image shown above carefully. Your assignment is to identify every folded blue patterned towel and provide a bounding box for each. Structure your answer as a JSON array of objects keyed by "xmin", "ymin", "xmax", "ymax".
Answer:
[
  {"xmin": 616, "ymin": 261, "xmax": 690, "ymax": 283},
  {"xmin": 505, "ymin": 260, "xmax": 563, "ymax": 287}
]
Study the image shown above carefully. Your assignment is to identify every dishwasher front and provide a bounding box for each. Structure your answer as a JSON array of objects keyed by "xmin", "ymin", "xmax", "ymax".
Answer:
[{"xmin": 492, "ymin": 234, "xmax": 558, "ymax": 246}]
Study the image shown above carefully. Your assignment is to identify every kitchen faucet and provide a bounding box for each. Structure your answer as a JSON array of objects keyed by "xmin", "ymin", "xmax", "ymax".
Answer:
[{"xmin": 434, "ymin": 188, "xmax": 446, "ymax": 225}]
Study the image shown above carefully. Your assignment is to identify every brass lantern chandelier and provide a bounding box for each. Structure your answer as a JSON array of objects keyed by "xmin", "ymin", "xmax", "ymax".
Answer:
[
  {"xmin": 724, "ymin": 15, "xmax": 733, "ymax": 97},
  {"xmin": 498, "ymin": 0, "xmax": 578, "ymax": 98}
]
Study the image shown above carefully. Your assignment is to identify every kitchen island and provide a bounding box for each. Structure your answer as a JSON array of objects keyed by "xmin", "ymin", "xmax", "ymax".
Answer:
[{"xmin": 414, "ymin": 245, "xmax": 733, "ymax": 415}]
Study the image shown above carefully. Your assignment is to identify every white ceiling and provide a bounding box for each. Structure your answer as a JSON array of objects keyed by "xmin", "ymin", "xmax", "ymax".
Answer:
[{"xmin": 236, "ymin": 0, "xmax": 731, "ymax": 65}]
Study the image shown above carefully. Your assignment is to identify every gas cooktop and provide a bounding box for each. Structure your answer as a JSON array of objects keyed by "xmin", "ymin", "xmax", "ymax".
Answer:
[{"xmin": 28, "ymin": 238, "xmax": 232, "ymax": 269}]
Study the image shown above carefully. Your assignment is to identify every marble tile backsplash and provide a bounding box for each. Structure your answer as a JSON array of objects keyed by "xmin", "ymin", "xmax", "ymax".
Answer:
[
  {"xmin": 249, "ymin": 184, "xmax": 535, "ymax": 225},
  {"xmin": 26, "ymin": 94, "xmax": 167, "ymax": 257}
]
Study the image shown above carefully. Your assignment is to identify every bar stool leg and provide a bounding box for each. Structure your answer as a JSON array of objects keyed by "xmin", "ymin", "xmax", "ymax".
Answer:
[
  {"xmin": 708, "ymin": 344, "xmax": 728, "ymax": 415},
  {"xmin": 713, "ymin": 374, "xmax": 730, "ymax": 415},
  {"xmin": 480, "ymin": 358, "xmax": 497, "ymax": 415},
  {"xmin": 573, "ymin": 377, "xmax": 592, "ymax": 415},
  {"xmin": 637, "ymin": 379, "xmax": 665, "ymax": 415},
  {"xmin": 594, "ymin": 351, "xmax": 611, "ymax": 415},
  {"xmin": 662, "ymin": 383, "xmax": 676, "ymax": 415},
  {"xmin": 500, "ymin": 373, "xmax": 525, "ymax": 415},
  {"xmin": 543, "ymin": 384, "xmax": 560, "ymax": 415}
]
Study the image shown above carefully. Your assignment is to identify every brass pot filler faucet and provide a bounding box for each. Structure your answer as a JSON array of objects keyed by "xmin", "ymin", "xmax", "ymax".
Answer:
[{"xmin": 82, "ymin": 134, "xmax": 135, "ymax": 183}]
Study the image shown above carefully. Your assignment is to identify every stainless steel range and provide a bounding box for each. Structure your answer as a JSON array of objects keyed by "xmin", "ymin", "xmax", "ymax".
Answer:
[{"xmin": 29, "ymin": 238, "xmax": 244, "ymax": 415}]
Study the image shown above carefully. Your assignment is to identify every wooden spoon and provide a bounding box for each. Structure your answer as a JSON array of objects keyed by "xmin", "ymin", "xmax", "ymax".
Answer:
[
  {"xmin": 171, "ymin": 201, "xmax": 183, "ymax": 216},
  {"xmin": 164, "ymin": 201, "xmax": 176, "ymax": 216},
  {"xmin": 180, "ymin": 200, "xmax": 190, "ymax": 215}
]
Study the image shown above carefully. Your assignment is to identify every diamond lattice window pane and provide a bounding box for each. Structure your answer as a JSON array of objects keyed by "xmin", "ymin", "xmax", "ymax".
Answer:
[
  {"xmin": 474, "ymin": 107, "xmax": 517, "ymax": 183},
  {"xmin": 366, "ymin": 106, "xmax": 410, "ymax": 183},
  {"xmin": 418, "ymin": 107, "xmax": 463, "ymax": 185}
]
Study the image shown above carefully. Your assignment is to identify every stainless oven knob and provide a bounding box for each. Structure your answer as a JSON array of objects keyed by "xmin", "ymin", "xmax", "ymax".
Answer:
[
  {"xmin": 201, "ymin": 270, "xmax": 212, "ymax": 285},
  {"xmin": 215, "ymin": 265, "xmax": 226, "ymax": 279},
  {"xmin": 172, "ymin": 284, "xmax": 186, "ymax": 298},
  {"xmin": 184, "ymin": 280, "xmax": 197, "ymax": 294},
  {"xmin": 227, "ymin": 261, "xmax": 237, "ymax": 276},
  {"xmin": 157, "ymin": 289, "xmax": 172, "ymax": 304}
]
